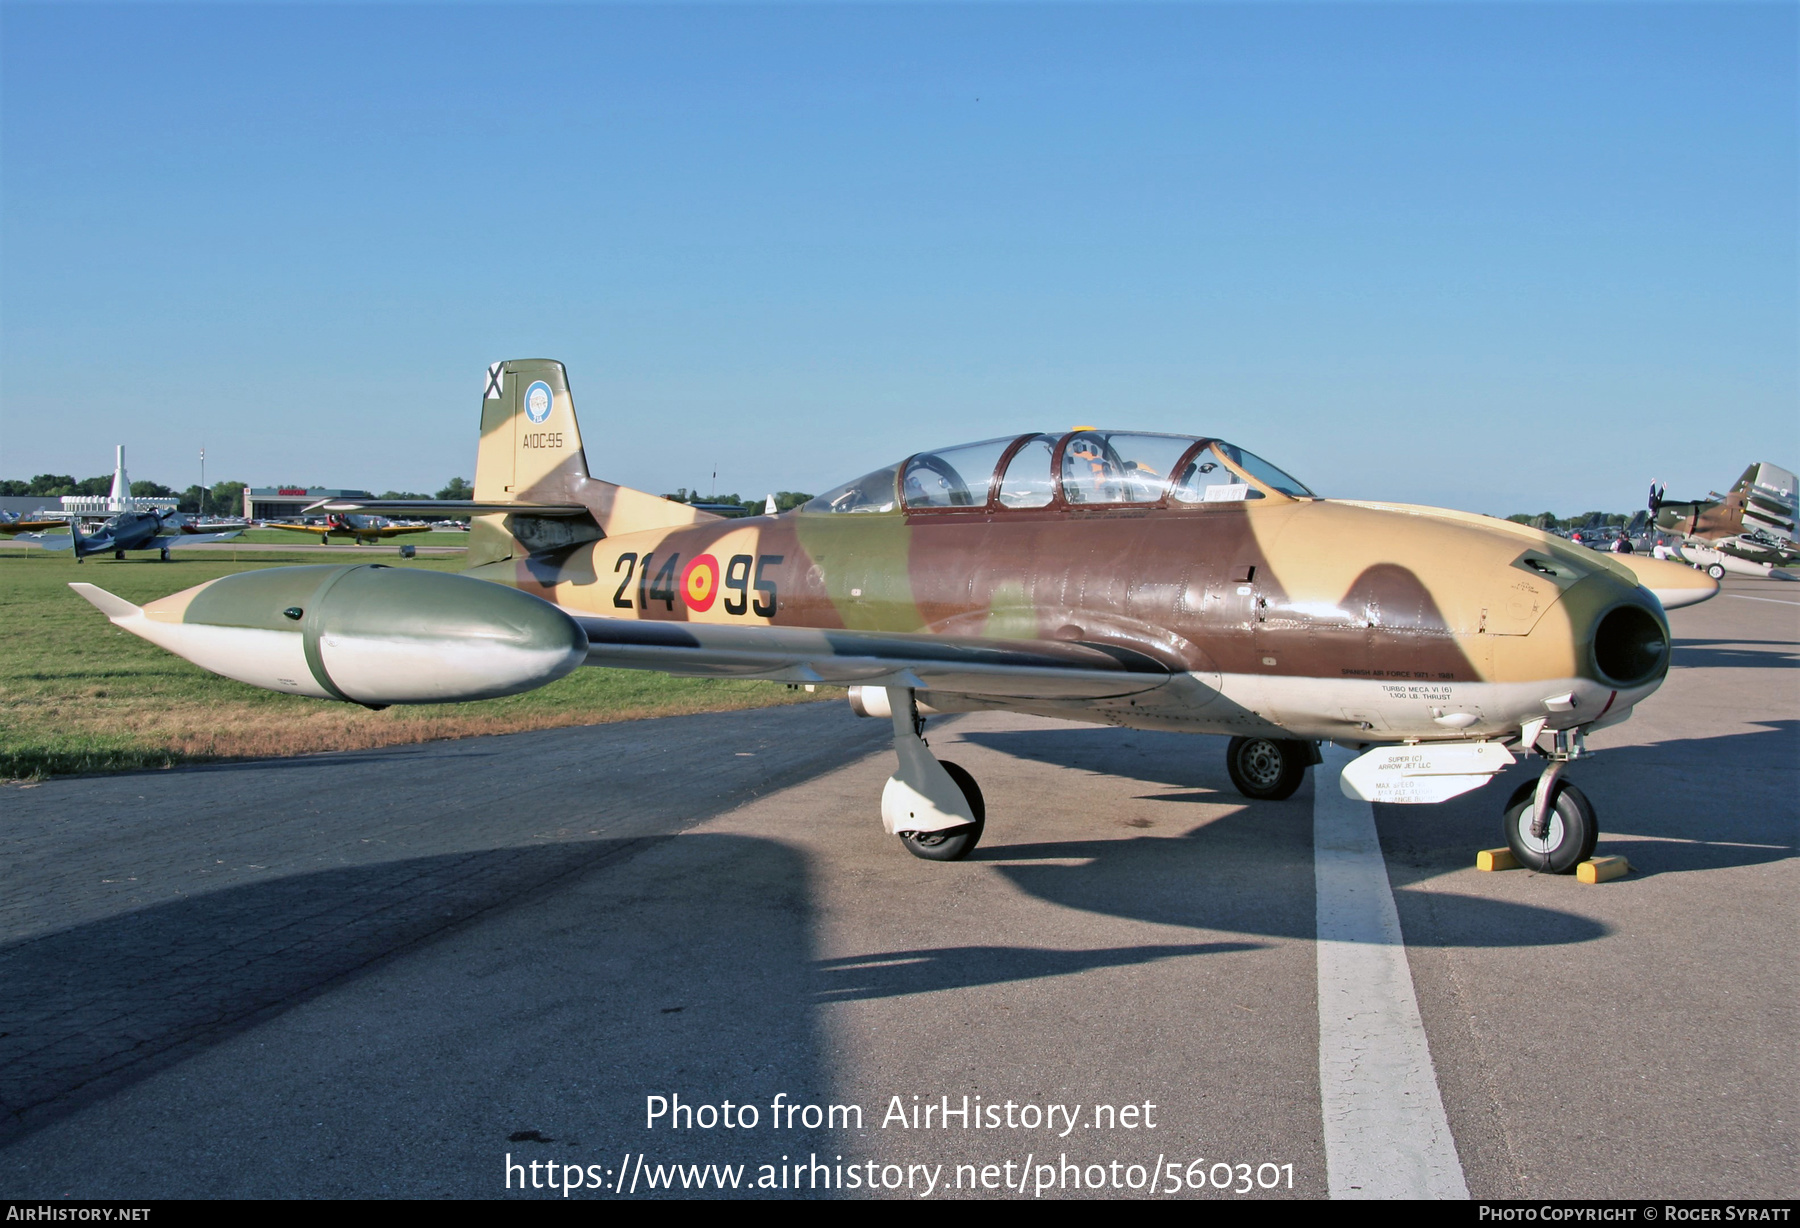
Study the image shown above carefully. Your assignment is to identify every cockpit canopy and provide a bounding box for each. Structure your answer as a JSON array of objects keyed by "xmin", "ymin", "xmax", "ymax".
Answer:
[{"xmin": 803, "ymin": 431, "xmax": 1313, "ymax": 514}]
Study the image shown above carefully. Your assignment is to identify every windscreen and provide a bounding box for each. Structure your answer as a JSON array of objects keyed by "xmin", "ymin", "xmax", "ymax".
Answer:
[
  {"xmin": 803, "ymin": 464, "xmax": 901, "ymax": 514},
  {"xmin": 1211, "ymin": 442, "xmax": 1314, "ymax": 498}
]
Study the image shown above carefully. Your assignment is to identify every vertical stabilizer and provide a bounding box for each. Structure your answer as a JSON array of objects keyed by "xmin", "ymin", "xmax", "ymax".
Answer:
[
  {"xmin": 1741, "ymin": 462, "xmax": 1798, "ymax": 543},
  {"xmin": 470, "ymin": 359, "xmax": 716, "ymax": 565}
]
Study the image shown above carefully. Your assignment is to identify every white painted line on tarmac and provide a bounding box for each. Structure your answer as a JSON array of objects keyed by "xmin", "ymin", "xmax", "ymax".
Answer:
[
  {"xmin": 1727, "ymin": 595, "xmax": 1800, "ymax": 606},
  {"xmin": 1314, "ymin": 744, "xmax": 1469, "ymax": 1199}
]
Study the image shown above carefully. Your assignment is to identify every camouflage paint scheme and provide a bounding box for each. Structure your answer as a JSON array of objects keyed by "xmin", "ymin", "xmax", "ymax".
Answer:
[
  {"xmin": 1651, "ymin": 462, "xmax": 1799, "ymax": 569},
  {"xmin": 458, "ymin": 360, "xmax": 1707, "ymax": 747}
]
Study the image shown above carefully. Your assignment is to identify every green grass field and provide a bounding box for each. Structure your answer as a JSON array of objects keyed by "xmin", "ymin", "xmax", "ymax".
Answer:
[{"xmin": 0, "ymin": 546, "xmax": 834, "ymax": 780}]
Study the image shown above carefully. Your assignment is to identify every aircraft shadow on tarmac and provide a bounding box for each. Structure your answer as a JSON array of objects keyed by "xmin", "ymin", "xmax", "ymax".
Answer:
[
  {"xmin": 812, "ymin": 941, "xmax": 1263, "ymax": 1003},
  {"xmin": 0, "ymin": 834, "xmax": 837, "ymax": 1166},
  {"xmin": 1670, "ymin": 639, "xmax": 1800, "ymax": 669},
  {"xmin": 959, "ymin": 717, "xmax": 1793, "ymax": 903},
  {"xmin": 953, "ymin": 728, "xmax": 1609, "ymax": 950}
]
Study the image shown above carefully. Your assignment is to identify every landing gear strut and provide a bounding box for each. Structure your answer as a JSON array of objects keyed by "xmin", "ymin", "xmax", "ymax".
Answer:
[
  {"xmin": 1503, "ymin": 727, "xmax": 1598, "ymax": 873},
  {"xmin": 882, "ymin": 687, "xmax": 984, "ymax": 861}
]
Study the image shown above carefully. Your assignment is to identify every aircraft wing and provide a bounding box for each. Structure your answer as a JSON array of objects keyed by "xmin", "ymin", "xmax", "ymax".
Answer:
[
  {"xmin": 266, "ymin": 522, "xmax": 333, "ymax": 537},
  {"xmin": 572, "ymin": 617, "xmax": 1172, "ymax": 700},
  {"xmin": 155, "ymin": 530, "xmax": 242, "ymax": 547},
  {"xmin": 304, "ymin": 499, "xmax": 589, "ymax": 517},
  {"xmin": 16, "ymin": 533, "xmax": 73, "ymax": 550}
]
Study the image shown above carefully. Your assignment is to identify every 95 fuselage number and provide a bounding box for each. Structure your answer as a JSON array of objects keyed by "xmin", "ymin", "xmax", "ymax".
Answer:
[{"xmin": 612, "ymin": 551, "xmax": 782, "ymax": 617}]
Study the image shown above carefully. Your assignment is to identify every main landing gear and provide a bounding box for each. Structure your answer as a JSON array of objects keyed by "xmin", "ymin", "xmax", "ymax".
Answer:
[
  {"xmin": 1225, "ymin": 736, "xmax": 1321, "ymax": 801},
  {"xmin": 1502, "ymin": 727, "xmax": 1598, "ymax": 874},
  {"xmin": 881, "ymin": 687, "xmax": 985, "ymax": 861}
]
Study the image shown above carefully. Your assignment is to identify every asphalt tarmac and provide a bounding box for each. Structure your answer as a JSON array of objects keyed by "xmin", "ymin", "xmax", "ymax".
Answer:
[{"xmin": 1, "ymin": 577, "xmax": 1793, "ymax": 1199}]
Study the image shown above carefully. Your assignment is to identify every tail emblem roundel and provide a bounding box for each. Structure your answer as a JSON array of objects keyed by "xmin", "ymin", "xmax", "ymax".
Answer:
[
  {"xmin": 681, "ymin": 555, "xmax": 720, "ymax": 612},
  {"xmin": 524, "ymin": 381, "xmax": 554, "ymax": 424}
]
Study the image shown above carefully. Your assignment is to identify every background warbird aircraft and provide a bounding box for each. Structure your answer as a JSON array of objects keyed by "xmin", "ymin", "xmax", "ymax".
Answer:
[
  {"xmin": 1650, "ymin": 462, "xmax": 1799, "ymax": 579},
  {"xmin": 73, "ymin": 359, "xmax": 1720, "ymax": 872},
  {"xmin": 26, "ymin": 508, "xmax": 241, "ymax": 561},
  {"xmin": 265, "ymin": 511, "xmax": 435, "ymax": 546}
]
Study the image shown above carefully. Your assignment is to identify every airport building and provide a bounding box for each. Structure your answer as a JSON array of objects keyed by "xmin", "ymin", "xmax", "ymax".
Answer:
[{"xmin": 244, "ymin": 486, "xmax": 373, "ymax": 521}]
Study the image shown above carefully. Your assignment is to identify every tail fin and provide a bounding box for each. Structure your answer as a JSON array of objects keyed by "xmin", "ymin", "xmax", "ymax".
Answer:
[{"xmin": 471, "ymin": 359, "xmax": 714, "ymax": 564}]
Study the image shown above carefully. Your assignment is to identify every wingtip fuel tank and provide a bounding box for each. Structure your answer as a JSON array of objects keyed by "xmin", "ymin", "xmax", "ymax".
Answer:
[{"xmin": 73, "ymin": 565, "xmax": 588, "ymax": 707}]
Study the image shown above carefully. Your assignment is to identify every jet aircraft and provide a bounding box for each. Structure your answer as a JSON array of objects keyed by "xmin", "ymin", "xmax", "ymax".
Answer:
[
  {"xmin": 73, "ymin": 359, "xmax": 1720, "ymax": 874},
  {"xmin": 266, "ymin": 512, "xmax": 435, "ymax": 546},
  {"xmin": 1649, "ymin": 462, "xmax": 1799, "ymax": 578}
]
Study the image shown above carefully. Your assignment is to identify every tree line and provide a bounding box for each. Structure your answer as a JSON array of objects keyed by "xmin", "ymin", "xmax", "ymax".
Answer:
[
  {"xmin": 2, "ymin": 476, "xmax": 476, "ymax": 517},
  {"xmin": 1505, "ymin": 512, "xmax": 1641, "ymax": 532},
  {"xmin": 661, "ymin": 489, "xmax": 815, "ymax": 514}
]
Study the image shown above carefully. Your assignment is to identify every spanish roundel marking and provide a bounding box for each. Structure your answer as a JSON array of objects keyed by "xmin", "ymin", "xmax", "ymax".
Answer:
[{"xmin": 681, "ymin": 554, "xmax": 720, "ymax": 612}]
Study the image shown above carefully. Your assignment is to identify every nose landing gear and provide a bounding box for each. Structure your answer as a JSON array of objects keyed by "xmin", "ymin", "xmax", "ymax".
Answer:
[{"xmin": 1503, "ymin": 728, "xmax": 1598, "ymax": 873}]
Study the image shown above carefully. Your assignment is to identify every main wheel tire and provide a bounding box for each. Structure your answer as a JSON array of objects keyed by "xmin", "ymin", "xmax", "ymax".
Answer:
[
  {"xmin": 1706, "ymin": 563, "xmax": 1727, "ymax": 580},
  {"xmin": 898, "ymin": 760, "xmax": 985, "ymax": 861},
  {"xmin": 1226, "ymin": 736, "xmax": 1309, "ymax": 801},
  {"xmin": 1502, "ymin": 778, "xmax": 1598, "ymax": 874}
]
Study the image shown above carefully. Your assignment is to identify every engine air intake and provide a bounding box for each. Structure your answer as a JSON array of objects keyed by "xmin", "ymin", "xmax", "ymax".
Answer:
[{"xmin": 1592, "ymin": 604, "xmax": 1668, "ymax": 688}]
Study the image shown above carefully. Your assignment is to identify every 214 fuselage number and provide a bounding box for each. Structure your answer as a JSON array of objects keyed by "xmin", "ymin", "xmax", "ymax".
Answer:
[{"xmin": 613, "ymin": 552, "xmax": 781, "ymax": 617}]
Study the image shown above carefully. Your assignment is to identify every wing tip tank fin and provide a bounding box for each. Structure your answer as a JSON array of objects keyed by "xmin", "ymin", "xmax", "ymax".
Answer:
[{"xmin": 69, "ymin": 582, "xmax": 141, "ymax": 621}]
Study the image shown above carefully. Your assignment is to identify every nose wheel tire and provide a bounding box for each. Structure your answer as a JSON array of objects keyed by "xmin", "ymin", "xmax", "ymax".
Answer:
[
  {"xmin": 898, "ymin": 760, "xmax": 985, "ymax": 861},
  {"xmin": 1706, "ymin": 563, "xmax": 1727, "ymax": 580},
  {"xmin": 1502, "ymin": 778, "xmax": 1598, "ymax": 874},
  {"xmin": 1226, "ymin": 736, "xmax": 1309, "ymax": 801}
]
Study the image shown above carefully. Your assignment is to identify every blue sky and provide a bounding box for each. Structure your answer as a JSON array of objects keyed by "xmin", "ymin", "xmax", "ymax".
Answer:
[{"xmin": 2, "ymin": 2, "xmax": 1794, "ymax": 514}]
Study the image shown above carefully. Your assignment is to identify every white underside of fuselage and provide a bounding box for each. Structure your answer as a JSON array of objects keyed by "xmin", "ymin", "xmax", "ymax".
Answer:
[
  {"xmin": 923, "ymin": 670, "xmax": 1652, "ymax": 745},
  {"xmin": 1208, "ymin": 671, "xmax": 1644, "ymax": 741}
]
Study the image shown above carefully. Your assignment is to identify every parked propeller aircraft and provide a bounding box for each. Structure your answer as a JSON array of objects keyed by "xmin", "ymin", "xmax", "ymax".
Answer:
[
  {"xmin": 0, "ymin": 510, "xmax": 66, "ymax": 535},
  {"xmin": 26, "ymin": 509, "xmax": 242, "ymax": 561},
  {"xmin": 1650, "ymin": 462, "xmax": 1799, "ymax": 578},
  {"xmin": 73, "ymin": 359, "xmax": 1721, "ymax": 873},
  {"xmin": 265, "ymin": 512, "xmax": 435, "ymax": 546}
]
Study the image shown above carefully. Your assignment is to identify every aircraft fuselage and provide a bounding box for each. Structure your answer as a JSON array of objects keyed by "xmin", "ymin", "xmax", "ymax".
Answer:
[{"xmin": 471, "ymin": 496, "xmax": 1673, "ymax": 745}]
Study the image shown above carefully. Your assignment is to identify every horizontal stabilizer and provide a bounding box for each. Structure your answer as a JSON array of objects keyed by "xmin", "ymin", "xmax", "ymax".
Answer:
[
  {"xmin": 69, "ymin": 582, "xmax": 141, "ymax": 621},
  {"xmin": 304, "ymin": 499, "xmax": 590, "ymax": 517}
]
